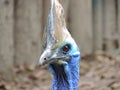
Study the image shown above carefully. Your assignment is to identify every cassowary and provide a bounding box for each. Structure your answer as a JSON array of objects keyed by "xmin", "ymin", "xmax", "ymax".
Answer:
[{"xmin": 39, "ymin": 0, "xmax": 80, "ymax": 90}]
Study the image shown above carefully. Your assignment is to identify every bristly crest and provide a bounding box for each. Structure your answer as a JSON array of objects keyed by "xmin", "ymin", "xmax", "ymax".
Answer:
[{"xmin": 42, "ymin": 0, "xmax": 71, "ymax": 49}]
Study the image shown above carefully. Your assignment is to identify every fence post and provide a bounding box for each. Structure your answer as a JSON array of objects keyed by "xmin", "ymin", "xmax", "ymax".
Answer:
[
  {"xmin": 92, "ymin": 0, "xmax": 103, "ymax": 54},
  {"xmin": 14, "ymin": 0, "xmax": 42, "ymax": 66},
  {"xmin": 103, "ymin": 0, "xmax": 116, "ymax": 54},
  {"xmin": 42, "ymin": 0, "xmax": 50, "ymax": 29},
  {"xmin": 69, "ymin": 0, "xmax": 93, "ymax": 55},
  {"xmin": 0, "ymin": 0, "xmax": 14, "ymax": 79},
  {"xmin": 118, "ymin": 0, "xmax": 120, "ymax": 48}
]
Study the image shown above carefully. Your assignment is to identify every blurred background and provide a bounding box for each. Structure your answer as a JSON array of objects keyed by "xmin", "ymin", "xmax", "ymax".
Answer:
[{"xmin": 0, "ymin": 0, "xmax": 120, "ymax": 90}]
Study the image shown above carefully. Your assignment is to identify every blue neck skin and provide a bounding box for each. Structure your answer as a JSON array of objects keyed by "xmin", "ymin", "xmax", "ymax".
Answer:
[{"xmin": 48, "ymin": 55, "xmax": 80, "ymax": 90}]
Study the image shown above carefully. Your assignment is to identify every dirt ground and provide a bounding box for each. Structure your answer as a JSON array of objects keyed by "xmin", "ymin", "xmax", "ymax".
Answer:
[{"xmin": 0, "ymin": 55, "xmax": 120, "ymax": 90}]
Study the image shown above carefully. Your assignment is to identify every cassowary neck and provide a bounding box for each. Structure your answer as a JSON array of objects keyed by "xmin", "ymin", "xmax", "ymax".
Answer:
[{"xmin": 51, "ymin": 58, "xmax": 80, "ymax": 90}]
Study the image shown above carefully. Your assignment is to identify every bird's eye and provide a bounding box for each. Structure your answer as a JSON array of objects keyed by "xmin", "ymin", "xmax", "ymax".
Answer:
[{"xmin": 62, "ymin": 44, "xmax": 71, "ymax": 54}]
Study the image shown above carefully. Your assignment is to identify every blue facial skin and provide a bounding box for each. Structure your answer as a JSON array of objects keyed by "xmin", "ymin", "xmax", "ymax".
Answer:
[{"xmin": 47, "ymin": 40, "xmax": 80, "ymax": 90}]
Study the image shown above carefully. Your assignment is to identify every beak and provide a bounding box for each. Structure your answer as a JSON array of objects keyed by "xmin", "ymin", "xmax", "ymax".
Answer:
[{"xmin": 39, "ymin": 48, "xmax": 71, "ymax": 65}]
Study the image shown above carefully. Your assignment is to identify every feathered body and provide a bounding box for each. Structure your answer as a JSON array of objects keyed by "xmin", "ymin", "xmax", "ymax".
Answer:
[{"xmin": 39, "ymin": 0, "xmax": 80, "ymax": 90}]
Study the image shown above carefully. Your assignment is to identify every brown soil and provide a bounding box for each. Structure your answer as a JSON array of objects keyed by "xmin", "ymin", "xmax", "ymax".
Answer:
[{"xmin": 0, "ymin": 55, "xmax": 120, "ymax": 90}]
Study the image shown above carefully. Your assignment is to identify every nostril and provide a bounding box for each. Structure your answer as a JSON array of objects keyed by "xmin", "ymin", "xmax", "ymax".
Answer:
[{"xmin": 44, "ymin": 58, "xmax": 47, "ymax": 60}]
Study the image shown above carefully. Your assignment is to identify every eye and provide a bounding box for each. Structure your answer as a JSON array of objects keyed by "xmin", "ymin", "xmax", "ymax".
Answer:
[{"xmin": 62, "ymin": 44, "xmax": 71, "ymax": 54}]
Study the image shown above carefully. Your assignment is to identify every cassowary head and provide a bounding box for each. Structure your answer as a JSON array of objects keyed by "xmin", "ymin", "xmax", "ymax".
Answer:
[{"xmin": 39, "ymin": 0, "xmax": 80, "ymax": 89}]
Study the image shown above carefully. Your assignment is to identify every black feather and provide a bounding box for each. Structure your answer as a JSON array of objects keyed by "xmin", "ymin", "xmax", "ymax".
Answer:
[{"xmin": 50, "ymin": 64, "xmax": 69, "ymax": 87}]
